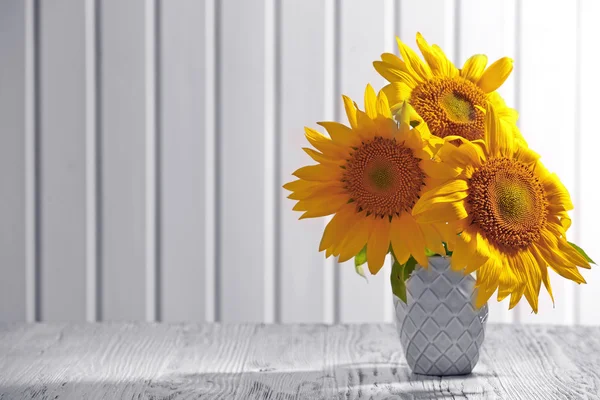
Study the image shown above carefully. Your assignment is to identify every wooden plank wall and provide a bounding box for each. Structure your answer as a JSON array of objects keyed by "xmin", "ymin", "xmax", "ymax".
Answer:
[{"xmin": 0, "ymin": 0, "xmax": 597, "ymax": 325}]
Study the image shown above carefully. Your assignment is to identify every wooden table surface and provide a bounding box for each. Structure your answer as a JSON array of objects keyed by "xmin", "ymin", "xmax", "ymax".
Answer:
[{"xmin": 0, "ymin": 323, "xmax": 598, "ymax": 399}]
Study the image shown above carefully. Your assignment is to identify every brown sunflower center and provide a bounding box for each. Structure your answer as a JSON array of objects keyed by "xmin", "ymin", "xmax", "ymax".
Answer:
[
  {"xmin": 409, "ymin": 77, "xmax": 486, "ymax": 141},
  {"xmin": 343, "ymin": 137, "xmax": 425, "ymax": 217},
  {"xmin": 467, "ymin": 158, "xmax": 548, "ymax": 252}
]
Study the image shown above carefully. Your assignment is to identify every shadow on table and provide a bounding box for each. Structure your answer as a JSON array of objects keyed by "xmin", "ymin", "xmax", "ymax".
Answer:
[{"xmin": 0, "ymin": 364, "xmax": 496, "ymax": 399}]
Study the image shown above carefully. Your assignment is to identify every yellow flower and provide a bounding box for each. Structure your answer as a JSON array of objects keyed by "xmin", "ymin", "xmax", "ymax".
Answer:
[
  {"xmin": 284, "ymin": 85, "xmax": 451, "ymax": 274},
  {"xmin": 412, "ymin": 107, "xmax": 591, "ymax": 313},
  {"xmin": 374, "ymin": 33, "xmax": 522, "ymax": 143}
]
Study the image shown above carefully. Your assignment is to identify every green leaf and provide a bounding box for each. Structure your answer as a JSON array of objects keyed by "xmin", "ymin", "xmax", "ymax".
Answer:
[
  {"xmin": 354, "ymin": 246, "xmax": 367, "ymax": 266},
  {"xmin": 390, "ymin": 259, "xmax": 407, "ymax": 303},
  {"xmin": 354, "ymin": 246, "xmax": 368, "ymax": 280},
  {"xmin": 354, "ymin": 264, "xmax": 367, "ymax": 281},
  {"xmin": 403, "ymin": 256, "xmax": 418, "ymax": 281},
  {"xmin": 568, "ymin": 241, "xmax": 596, "ymax": 264},
  {"xmin": 425, "ymin": 248, "xmax": 438, "ymax": 257},
  {"xmin": 442, "ymin": 242, "xmax": 453, "ymax": 257}
]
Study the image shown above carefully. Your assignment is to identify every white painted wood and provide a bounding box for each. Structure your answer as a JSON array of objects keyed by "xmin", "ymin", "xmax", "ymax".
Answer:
[
  {"xmin": 577, "ymin": 0, "xmax": 600, "ymax": 326},
  {"xmin": 38, "ymin": 0, "xmax": 90, "ymax": 321},
  {"xmin": 398, "ymin": 0, "xmax": 456, "ymax": 59},
  {"xmin": 458, "ymin": 0, "xmax": 517, "ymax": 124},
  {"xmin": 218, "ymin": 0, "xmax": 274, "ymax": 322},
  {"xmin": 337, "ymin": 0, "xmax": 391, "ymax": 323},
  {"xmin": 279, "ymin": 0, "xmax": 331, "ymax": 323},
  {"xmin": 518, "ymin": 0, "xmax": 578, "ymax": 324},
  {"xmin": 0, "ymin": 0, "xmax": 35, "ymax": 322},
  {"xmin": 1, "ymin": 0, "xmax": 598, "ymax": 326},
  {"xmin": 458, "ymin": 0, "xmax": 517, "ymax": 324},
  {"xmin": 158, "ymin": 0, "xmax": 213, "ymax": 322},
  {"xmin": 99, "ymin": 0, "xmax": 156, "ymax": 321},
  {"xmin": 2, "ymin": 323, "xmax": 600, "ymax": 398}
]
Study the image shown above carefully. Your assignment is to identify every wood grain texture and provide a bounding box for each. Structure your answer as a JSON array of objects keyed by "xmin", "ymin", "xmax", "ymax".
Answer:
[{"xmin": 1, "ymin": 323, "xmax": 599, "ymax": 399}]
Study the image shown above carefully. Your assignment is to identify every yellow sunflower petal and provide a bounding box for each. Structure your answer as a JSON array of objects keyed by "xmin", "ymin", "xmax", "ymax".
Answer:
[
  {"xmin": 415, "ymin": 32, "xmax": 445, "ymax": 75},
  {"xmin": 461, "ymin": 54, "xmax": 488, "ymax": 82},
  {"xmin": 478, "ymin": 57, "xmax": 513, "ymax": 93},
  {"xmin": 376, "ymin": 90, "xmax": 392, "ymax": 118},
  {"xmin": 413, "ymin": 201, "xmax": 468, "ymax": 224},
  {"xmin": 382, "ymin": 82, "xmax": 412, "ymax": 107},
  {"xmin": 396, "ymin": 36, "xmax": 432, "ymax": 81},
  {"xmin": 420, "ymin": 223, "xmax": 446, "ymax": 255},
  {"xmin": 342, "ymin": 95, "xmax": 358, "ymax": 129},
  {"xmin": 304, "ymin": 127, "xmax": 348, "ymax": 158},
  {"xmin": 420, "ymin": 159, "xmax": 461, "ymax": 180},
  {"xmin": 294, "ymin": 193, "xmax": 349, "ymax": 215},
  {"xmin": 390, "ymin": 216, "xmax": 411, "ymax": 264},
  {"xmin": 293, "ymin": 164, "xmax": 341, "ymax": 182},
  {"xmin": 414, "ymin": 180, "xmax": 468, "ymax": 213},
  {"xmin": 398, "ymin": 213, "xmax": 428, "ymax": 267},
  {"xmin": 337, "ymin": 215, "xmax": 374, "ymax": 263},
  {"xmin": 302, "ymin": 148, "xmax": 342, "ymax": 166},
  {"xmin": 431, "ymin": 44, "xmax": 459, "ymax": 77},
  {"xmin": 367, "ymin": 217, "xmax": 392, "ymax": 274},
  {"xmin": 373, "ymin": 61, "xmax": 420, "ymax": 87},
  {"xmin": 320, "ymin": 204, "xmax": 360, "ymax": 252},
  {"xmin": 451, "ymin": 230, "xmax": 473, "ymax": 271},
  {"xmin": 364, "ymin": 84, "xmax": 378, "ymax": 118},
  {"xmin": 317, "ymin": 121, "xmax": 355, "ymax": 147}
]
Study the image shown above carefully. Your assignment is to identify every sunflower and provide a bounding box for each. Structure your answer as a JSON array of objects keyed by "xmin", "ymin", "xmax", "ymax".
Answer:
[
  {"xmin": 284, "ymin": 85, "xmax": 452, "ymax": 274},
  {"xmin": 374, "ymin": 33, "xmax": 522, "ymax": 144},
  {"xmin": 411, "ymin": 106, "xmax": 591, "ymax": 313}
]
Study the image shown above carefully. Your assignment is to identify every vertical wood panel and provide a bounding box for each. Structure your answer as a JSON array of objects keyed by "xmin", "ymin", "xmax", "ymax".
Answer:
[
  {"xmin": 99, "ymin": 0, "xmax": 156, "ymax": 321},
  {"xmin": 38, "ymin": 0, "xmax": 90, "ymax": 321},
  {"xmin": 0, "ymin": 0, "xmax": 35, "ymax": 322},
  {"xmin": 337, "ymin": 0, "xmax": 390, "ymax": 323},
  {"xmin": 399, "ymin": 0, "xmax": 456, "ymax": 59},
  {"xmin": 577, "ymin": 0, "xmax": 600, "ymax": 326},
  {"xmin": 279, "ymin": 0, "xmax": 330, "ymax": 323},
  {"xmin": 218, "ymin": 0, "xmax": 274, "ymax": 322},
  {"xmin": 458, "ymin": 0, "xmax": 517, "ymax": 324},
  {"xmin": 159, "ymin": 0, "xmax": 212, "ymax": 322},
  {"xmin": 518, "ymin": 0, "xmax": 578, "ymax": 324}
]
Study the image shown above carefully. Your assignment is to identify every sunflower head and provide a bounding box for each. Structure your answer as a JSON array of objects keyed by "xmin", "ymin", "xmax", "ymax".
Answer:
[
  {"xmin": 375, "ymin": 33, "xmax": 523, "ymax": 145},
  {"xmin": 412, "ymin": 107, "xmax": 592, "ymax": 313},
  {"xmin": 284, "ymin": 85, "xmax": 450, "ymax": 274}
]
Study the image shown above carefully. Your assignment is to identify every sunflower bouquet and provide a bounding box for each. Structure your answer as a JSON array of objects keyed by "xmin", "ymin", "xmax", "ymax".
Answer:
[{"xmin": 284, "ymin": 33, "xmax": 594, "ymax": 314}]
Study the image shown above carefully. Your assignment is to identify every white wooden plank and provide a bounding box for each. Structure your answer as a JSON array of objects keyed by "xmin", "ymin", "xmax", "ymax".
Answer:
[
  {"xmin": 279, "ymin": 0, "xmax": 330, "ymax": 323},
  {"xmin": 159, "ymin": 0, "xmax": 213, "ymax": 322},
  {"xmin": 2, "ymin": 324, "xmax": 600, "ymax": 398},
  {"xmin": 518, "ymin": 0, "xmax": 578, "ymax": 324},
  {"xmin": 337, "ymin": 0, "xmax": 390, "ymax": 323},
  {"xmin": 577, "ymin": 0, "xmax": 600, "ymax": 326},
  {"xmin": 218, "ymin": 0, "xmax": 274, "ymax": 322},
  {"xmin": 398, "ymin": 0, "xmax": 456, "ymax": 59},
  {"xmin": 38, "ymin": 0, "xmax": 90, "ymax": 321},
  {"xmin": 0, "ymin": 0, "xmax": 35, "ymax": 322},
  {"xmin": 458, "ymin": 0, "xmax": 517, "ymax": 324},
  {"xmin": 99, "ymin": 0, "xmax": 156, "ymax": 321}
]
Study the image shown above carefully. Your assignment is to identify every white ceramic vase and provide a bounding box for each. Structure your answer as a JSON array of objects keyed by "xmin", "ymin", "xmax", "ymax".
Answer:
[{"xmin": 393, "ymin": 256, "xmax": 488, "ymax": 376}]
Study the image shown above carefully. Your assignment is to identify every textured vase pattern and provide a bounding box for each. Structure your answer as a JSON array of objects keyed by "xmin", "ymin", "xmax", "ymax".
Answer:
[{"xmin": 394, "ymin": 256, "xmax": 488, "ymax": 376}]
